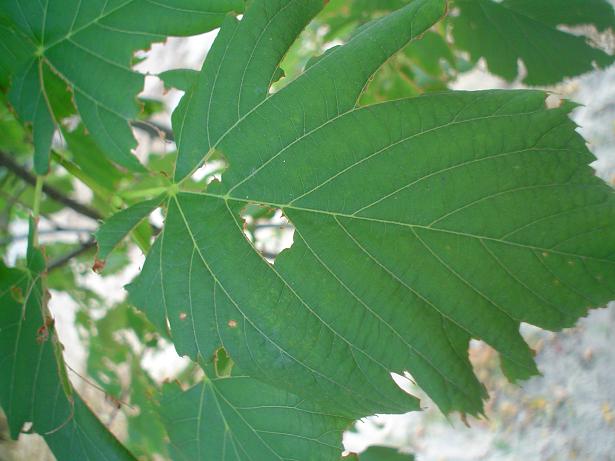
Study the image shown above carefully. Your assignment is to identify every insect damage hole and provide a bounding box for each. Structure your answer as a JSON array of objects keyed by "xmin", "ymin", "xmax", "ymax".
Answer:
[
  {"xmin": 545, "ymin": 93, "xmax": 563, "ymax": 109},
  {"xmin": 191, "ymin": 155, "xmax": 228, "ymax": 184},
  {"xmin": 390, "ymin": 371, "xmax": 423, "ymax": 402},
  {"xmin": 240, "ymin": 205, "xmax": 295, "ymax": 264}
]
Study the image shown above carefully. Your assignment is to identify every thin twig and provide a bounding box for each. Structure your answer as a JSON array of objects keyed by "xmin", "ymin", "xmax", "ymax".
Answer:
[
  {"xmin": 0, "ymin": 150, "xmax": 102, "ymax": 221},
  {"xmin": 253, "ymin": 223, "xmax": 293, "ymax": 230},
  {"xmin": 65, "ymin": 362, "xmax": 134, "ymax": 410},
  {"xmin": 47, "ymin": 239, "xmax": 97, "ymax": 272},
  {"xmin": 131, "ymin": 120, "xmax": 174, "ymax": 142},
  {"xmin": 0, "ymin": 227, "xmax": 96, "ymax": 245}
]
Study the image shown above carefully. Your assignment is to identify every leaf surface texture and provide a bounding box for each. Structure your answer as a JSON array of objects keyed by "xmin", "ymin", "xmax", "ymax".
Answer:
[
  {"xmin": 0, "ymin": 227, "xmax": 135, "ymax": 459},
  {"xmin": 160, "ymin": 363, "xmax": 349, "ymax": 460},
  {"xmin": 128, "ymin": 0, "xmax": 615, "ymax": 425},
  {"xmin": 0, "ymin": 0, "xmax": 243, "ymax": 173}
]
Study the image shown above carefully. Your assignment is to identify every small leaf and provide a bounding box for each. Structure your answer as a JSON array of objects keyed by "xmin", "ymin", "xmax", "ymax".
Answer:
[
  {"xmin": 451, "ymin": 0, "xmax": 615, "ymax": 85},
  {"xmin": 351, "ymin": 446, "xmax": 415, "ymax": 461},
  {"xmin": 85, "ymin": 302, "xmax": 168, "ymax": 458},
  {"xmin": 173, "ymin": 0, "xmax": 325, "ymax": 180},
  {"xmin": 159, "ymin": 69, "xmax": 199, "ymax": 93},
  {"xmin": 61, "ymin": 124, "xmax": 125, "ymax": 193},
  {"xmin": 501, "ymin": 0, "xmax": 615, "ymax": 31},
  {"xmin": 95, "ymin": 195, "xmax": 164, "ymax": 263},
  {"xmin": 159, "ymin": 363, "xmax": 350, "ymax": 461}
]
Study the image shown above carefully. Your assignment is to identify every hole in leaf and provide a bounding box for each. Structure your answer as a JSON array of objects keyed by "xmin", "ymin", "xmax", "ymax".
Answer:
[
  {"xmin": 191, "ymin": 157, "xmax": 227, "ymax": 184},
  {"xmin": 516, "ymin": 58, "xmax": 528, "ymax": 82},
  {"xmin": 545, "ymin": 93, "xmax": 563, "ymax": 109},
  {"xmin": 240, "ymin": 205, "xmax": 295, "ymax": 263},
  {"xmin": 97, "ymin": 372, "xmax": 112, "ymax": 385},
  {"xmin": 390, "ymin": 371, "xmax": 423, "ymax": 403},
  {"xmin": 448, "ymin": 5, "xmax": 460, "ymax": 16},
  {"xmin": 468, "ymin": 339, "xmax": 497, "ymax": 383}
]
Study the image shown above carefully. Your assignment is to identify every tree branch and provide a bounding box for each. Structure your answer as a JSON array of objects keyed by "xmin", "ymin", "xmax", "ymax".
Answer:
[
  {"xmin": 1, "ymin": 151, "xmax": 167, "ymax": 271},
  {"xmin": 0, "ymin": 227, "xmax": 96, "ymax": 246},
  {"xmin": 0, "ymin": 150, "xmax": 102, "ymax": 221},
  {"xmin": 47, "ymin": 239, "xmax": 97, "ymax": 272},
  {"xmin": 131, "ymin": 120, "xmax": 174, "ymax": 142}
]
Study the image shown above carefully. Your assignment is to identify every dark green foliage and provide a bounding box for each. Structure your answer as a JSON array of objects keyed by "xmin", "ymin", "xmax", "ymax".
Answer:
[{"xmin": 0, "ymin": 1, "xmax": 614, "ymax": 460}]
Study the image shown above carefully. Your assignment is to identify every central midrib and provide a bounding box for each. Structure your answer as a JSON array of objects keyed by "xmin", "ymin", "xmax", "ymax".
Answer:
[{"xmin": 178, "ymin": 190, "xmax": 615, "ymax": 266}]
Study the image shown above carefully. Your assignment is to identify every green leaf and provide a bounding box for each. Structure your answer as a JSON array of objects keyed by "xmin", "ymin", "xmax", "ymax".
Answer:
[
  {"xmin": 319, "ymin": 0, "xmax": 412, "ymax": 41},
  {"xmin": 0, "ymin": 93, "xmax": 30, "ymax": 155},
  {"xmin": 351, "ymin": 446, "xmax": 415, "ymax": 461},
  {"xmin": 159, "ymin": 362, "xmax": 349, "ymax": 461},
  {"xmin": 131, "ymin": 0, "xmax": 453, "ymax": 418},
  {"xmin": 129, "ymin": 0, "xmax": 615, "ymax": 425},
  {"xmin": 127, "ymin": 360, "xmax": 169, "ymax": 458},
  {"xmin": 501, "ymin": 0, "xmax": 615, "ymax": 31},
  {"xmin": 0, "ymin": 16, "xmax": 31, "ymax": 89},
  {"xmin": 159, "ymin": 69, "xmax": 200, "ymax": 93},
  {"xmin": 451, "ymin": 0, "xmax": 615, "ymax": 85},
  {"xmin": 174, "ymin": 0, "xmax": 445, "ymax": 180},
  {"xmin": 10, "ymin": 59, "xmax": 56, "ymax": 174},
  {"xmin": 61, "ymin": 124, "xmax": 125, "ymax": 193},
  {"xmin": 359, "ymin": 30, "xmax": 456, "ymax": 105},
  {"xmin": 176, "ymin": 0, "xmax": 445, "ymax": 181},
  {"xmin": 85, "ymin": 302, "xmax": 168, "ymax": 458},
  {"xmin": 95, "ymin": 195, "xmax": 164, "ymax": 262},
  {"xmin": 173, "ymin": 0, "xmax": 325, "ymax": 180},
  {"xmin": 0, "ymin": 0, "xmax": 244, "ymax": 174},
  {"xmin": 403, "ymin": 31, "xmax": 455, "ymax": 78},
  {"xmin": 0, "ymin": 225, "xmax": 136, "ymax": 460}
]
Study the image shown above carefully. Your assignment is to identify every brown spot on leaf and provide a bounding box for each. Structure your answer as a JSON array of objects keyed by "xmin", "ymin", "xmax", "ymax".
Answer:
[
  {"xmin": 545, "ymin": 93, "xmax": 563, "ymax": 109},
  {"xmin": 227, "ymin": 319, "xmax": 237, "ymax": 328},
  {"xmin": 179, "ymin": 312, "xmax": 187, "ymax": 321},
  {"xmin": 92, "ymin": 259, "xmax": 105, "ymax": 273},
  {"xmin": 10, "ymin": 286, "xmax": 23, "ymax": 302},
  {"xmin": 36, "ymin": 325, "xmax": 49, "ymax": 344},
  {"xmin": 36, "ymin": 316, "xmax": 54, "ymax": 344},
  {"xmin": 105, "ymin": 393, "xmax": 122, "ymax": 410}
]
